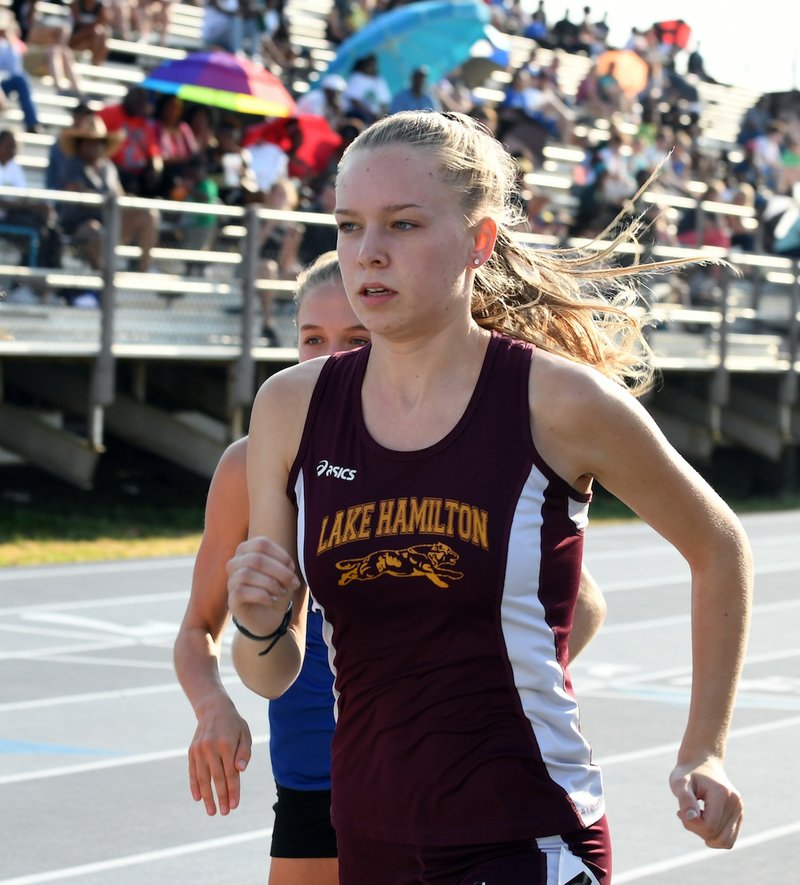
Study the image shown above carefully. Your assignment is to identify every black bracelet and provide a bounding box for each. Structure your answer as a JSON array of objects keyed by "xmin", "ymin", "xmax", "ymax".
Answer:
[{"xmin": 232, "ymin": 602, "xmax": 293, "ymax": 657}]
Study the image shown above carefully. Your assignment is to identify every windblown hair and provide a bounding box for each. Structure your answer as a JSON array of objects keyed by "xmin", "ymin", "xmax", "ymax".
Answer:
[
  {"xmin": 294, "ymin": 250, "xmax": 342, "ymax": 309},
  {"xmin": 341, "ymin": 111, "xmax": 678, "ymax": 396}
]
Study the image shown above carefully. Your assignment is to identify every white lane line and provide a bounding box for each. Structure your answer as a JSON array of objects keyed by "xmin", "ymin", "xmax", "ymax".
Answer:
[
  {"xmin": 579, "ymin": 646, "xmax": 800, "ymax": 689},
  {"xmin": 596, "ymin": 559, "xmax": 799, "ymax": 593},
  {"xmin": 597, "ymin": 713, "xmax": 800, "ymax": 767},
  {"xmin": 600, "ymin": 595, "xmax": 800, "ymax": 632},
  {"xmin": 614, "ymin": 819, "xmax": 800, "ymax": 882},
  {"xmin": 586, "ymin": 686, "xmax": 800, "ymax": 712},
  {"xmin": 0, "ymin": 670, "xmax": 237, "ymax": 713},
  {"xmin": 0, "ymin": 591, "xmax": 189, "ymax": 617},
  {"xmin": 0, "ymin": 735, "xmax": 269, "ymax": 786},
  {"xmin": 21, "ymin": 611, "xmax": 177, "ymax": 637},
  {"xmin": 0, "ymin": 682, "xmax": 181, "ymax": 713},
  {"xmin": 42, "ymin": 654, "xmax": 177, "ymax": 672},
  {"xmin": 0, "ymin": 639, "xmax": 138, "ymax": 662},
  {"xmin": 0, "ymin": 558, "xmax": 193, "ymax": 583},
  {"xmin": 0, "ymin": 827, "xmax": 272, "ymax": 884},
  {"xmin": 0, "ymin": 623, "xmax": 110, "ymax": 641}
]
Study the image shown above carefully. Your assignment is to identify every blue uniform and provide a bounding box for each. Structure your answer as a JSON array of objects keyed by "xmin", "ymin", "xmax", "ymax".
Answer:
[{"xmin": 268, "ymin": 604, "xmax": 335, "ymax": 790}]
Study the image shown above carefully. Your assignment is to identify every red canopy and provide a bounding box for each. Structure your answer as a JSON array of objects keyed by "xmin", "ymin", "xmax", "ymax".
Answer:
[
  {"xmin": 653, "ymin": 20, "xmax": 692, "ymax": 50},
  {"xmin": 243, "ymin": 115, "xmax": 342, "ymax": 179}
]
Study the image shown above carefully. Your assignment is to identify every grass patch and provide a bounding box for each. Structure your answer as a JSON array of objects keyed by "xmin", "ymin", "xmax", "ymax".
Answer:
[
  {"xmin": 0, "ymin": 504, "xmax": 205, "ymax": 566},
  {"xmin": 0, "ymin": 448, "xmax": 208, "ymax": 567},
  {"xmin": 0, "ymin": 535, "xmax": 203, "ymax": 567}
]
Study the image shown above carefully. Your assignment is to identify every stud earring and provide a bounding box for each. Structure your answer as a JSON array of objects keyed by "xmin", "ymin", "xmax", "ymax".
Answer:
[{"xmin": 472, "ymin": 257, "xmax": 480, "ymax": 266}]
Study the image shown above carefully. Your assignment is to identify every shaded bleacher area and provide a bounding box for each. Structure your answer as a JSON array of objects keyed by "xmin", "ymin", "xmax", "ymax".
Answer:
[{"xmin": 0, "ymin": 1, "xmax": 798, "ymax": 491}]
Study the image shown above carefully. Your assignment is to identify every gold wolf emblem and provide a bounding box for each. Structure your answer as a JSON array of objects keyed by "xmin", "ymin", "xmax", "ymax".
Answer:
[{"xmin": 335, "ymin": 542, "xmax": 463, "ymax": 589}]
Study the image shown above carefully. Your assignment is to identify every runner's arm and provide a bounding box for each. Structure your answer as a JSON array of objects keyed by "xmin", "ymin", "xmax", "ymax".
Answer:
[{"xmin": 174, "ymin": 439, "xmax": 252, "ymax": 816}]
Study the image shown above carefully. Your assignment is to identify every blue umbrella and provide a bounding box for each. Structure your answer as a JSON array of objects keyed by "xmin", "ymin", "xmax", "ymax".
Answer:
[{"xmin": 323, "ymin": 0, "xmax": 492, "ymax": 95}]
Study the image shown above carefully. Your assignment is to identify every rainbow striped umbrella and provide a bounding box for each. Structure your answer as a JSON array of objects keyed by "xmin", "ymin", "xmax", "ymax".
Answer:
[{"xmin": 141, "ymin": 51, "xmax": 298, "ymax": 118}]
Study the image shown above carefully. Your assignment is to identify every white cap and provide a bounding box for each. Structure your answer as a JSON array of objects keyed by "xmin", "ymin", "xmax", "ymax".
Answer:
[{"xmin": 322, "ymin": 74, "xmax": 348, "ymax": 92}]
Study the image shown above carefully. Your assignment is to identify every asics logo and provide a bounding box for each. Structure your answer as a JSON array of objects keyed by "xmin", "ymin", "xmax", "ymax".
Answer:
[{"xmin": 316, "ymin": 460, "xmax": 357, "ymax": 481}]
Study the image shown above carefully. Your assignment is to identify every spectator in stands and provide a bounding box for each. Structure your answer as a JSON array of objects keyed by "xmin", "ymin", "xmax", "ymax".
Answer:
[
  {"xmin": 342, "ymin": 0, "xmax": 369, "ymax": 36},
  {"xmin": 781, "ymin": 133, "xmax": 800, "ymax": 194},
  {"xmin": 468, "ymin": 101, "xmax": 499, "ymax": 136},
  {"xmin": 16, "ymin": 0, "xmax": 84, "ymax": 95},
  {"xmin": 98, "ymin": 85, "xmax": 163, "ymax": 197},
  {"xmin": 661, "ymin": 129, "xmax": 695, "ymax": 193},
  {"xmin": 737, "ymin": 96, "xmax": 772, "ymax": 147},
  {"xmin": 46, "ymin": 100, "xmax": 94, "ymax": 190},
  {"xmin": 763, "ymin": 184, "xmax": 800, "ymax": 258},
  {"xmin": 258, "ymin": 0, "xmax": 293, "ymax": 68},
  {"xmin": 107, "ymin": 0, "xmax": 134, "ymax": 40},
  {"xmin": 186, "ymin": 104, "xmax": 215, "ymax": 157},
  {"xmin": 246, "ymin": 124, "xmax": 292, "ymax": 193},
  {"xmin": 509, "ymin": 151, "xmax": 550, "ymax": 235},
  {"xmin": 296, "ymin": 73, "xmax": 348, "ymax": 129},
  {"xmin": 728, "ymin": 181, "xmax": 758, "ymax": 252},
  {"xmin": 297, "ymin": 173, "xmax": 337, "ymax": 266},
  {"xmin": 596, "ymin": 130, "xmax": 638, "ymax": 212},
  {"xmin": 153, "ymin": 94, "xmax": 200, "ymax": 199},
  {"xmin": 499, "ymin": 66, "xmax": 571, "ymax": 157},
  {"xmin": 523, "ymin": 67, "xmax": 572, "ymax": 138},
  {"xmin": 58, "ymin": 115, "xmax": 159, "ymax": 273},
  {"xmin": 675, "ymin": 180, "xmax": 732, "ymax": 251},
  {"xmin": 250, "ymin": 114, "xmax": 338, "ymax": 185},
  {"xmin": 260, "ymin": 0, "xmax": 284, "ymax": 42},
  {"xmin": 133, "ymin": 0, "xmax": 172, "ymax": 46},
  {"xmin": 687, "ymin": 43, "xmax": 716, "ymax": 84},
  {"xmin": 0, "ymin": 10, "xmax": 41, "ymax": 133},
  {"xmin": 168, "ymin": 154, "xmax": 220, "ymax": 256},
  {"xmin": 309, "ymin": 114, "xmax": 364, "ymax": 187},
  {"xmin": 343, "ymin": 53, "xmax": 391, "ymax": 124},
  {"xmin": 324, "ymin": 0, "xmax": 350, "ymax": 45},
  {"xmin": 551, "ymin": 8, "xmax": 589, "ymax": 55},
  {"xmin": 577, "ymin": 5, "xmax": 603, "ymax": 55},
  {"xmin": 751, "ymin": 122, "xmax": 785, "ymax": 191},
  {"xmin": 261, "ymin": 19, "xmax": 297, "ymax": 82},
  {"xmin": 569, "ymin": 143, "xmax": 613, "ymax": 238},
  {"xmin": 574, "ymin": 62, "xmax": 623, "ymax": 123},
  {"xmin": 257, "ymin": 177, "xmax": 304, "ymax": 345},
  {"xmin": 498, "ymin": 0, "xmax": 528, "ymax": 37},
  {"xmin": 595, "ymin": 61, "xmax": 624, "ymax": 113},
  {"xmin": 436, "ymin": 65, "xmax": 476, "ymax": 115},
  {"xmin": 0, "ymin": 129, "xmax": 61, "ymax": 268},
  {"xmin": 593, "ymin": 10, "xmax": 609, "ymax": 44},
  {"xmin": 202, "ymin": 0, "xmax": 243, "ymax": 55},
  {"xmin": 523, "ymin": 9, "xmax": 550, "ymax": 46},
  {"xmin": 206, "ymin": 121, "xmax": 259, "ymax": 206},
  {"xmin": 389, "ymin": 66, "xmax": 441, "ymax": 114},
  {"xmin": 69, "ymin": 0, "xmax": 110, "ymax": 66},
  {"xmin": 498, "ymin": 67, "xmax": 529, "ymax": 128}
]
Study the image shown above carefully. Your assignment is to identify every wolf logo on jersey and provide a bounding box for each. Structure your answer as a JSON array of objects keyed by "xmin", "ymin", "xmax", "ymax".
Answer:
[{"xmin": 335, "ymin": 542, "xmax": 464, "ymax": 588}]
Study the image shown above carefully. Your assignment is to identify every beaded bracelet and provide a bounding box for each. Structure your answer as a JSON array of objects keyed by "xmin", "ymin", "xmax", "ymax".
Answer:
[{"xmin": 232, "ymin": 602, "xmax": 293, "ymax": 657}]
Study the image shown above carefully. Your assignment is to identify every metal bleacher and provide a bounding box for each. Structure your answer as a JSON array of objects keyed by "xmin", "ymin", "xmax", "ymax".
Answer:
[{"xmin": 0, "ymin": 1, "xmax": 797, "ymax": 491}]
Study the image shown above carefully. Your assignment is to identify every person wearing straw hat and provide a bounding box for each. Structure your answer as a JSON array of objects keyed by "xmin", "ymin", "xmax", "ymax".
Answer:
[
  {"xmin": 58, "ymin": 114, "xmax": 159, "ymax": 273},
  {"xmin": 0, "ymin": 8, "xmax": 42, "ymax": 133}
]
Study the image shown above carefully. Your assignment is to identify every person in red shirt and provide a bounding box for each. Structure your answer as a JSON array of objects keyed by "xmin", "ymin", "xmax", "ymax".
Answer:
[
  {"xmin": 152, "ymin": 94, "xmax": 199, "ymax": 199},
  {"xmin": 97, "ymin": 85, "xmax": 163, "ymax": 196}
]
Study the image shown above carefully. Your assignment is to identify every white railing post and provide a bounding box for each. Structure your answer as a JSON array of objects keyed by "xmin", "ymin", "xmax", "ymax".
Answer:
[
  {"xmin": 228, "ymin": 203, "xmax": 260, "ymax": 435},
  {"xmin": 87, "ymin": 191, "xmax": 122, "ymax": 450}
]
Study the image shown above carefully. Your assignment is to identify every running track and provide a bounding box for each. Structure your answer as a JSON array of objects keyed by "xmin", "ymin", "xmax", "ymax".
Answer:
[{"xmin": 1, "ymin": 510, "xmax": 798, "ymax": 883}]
